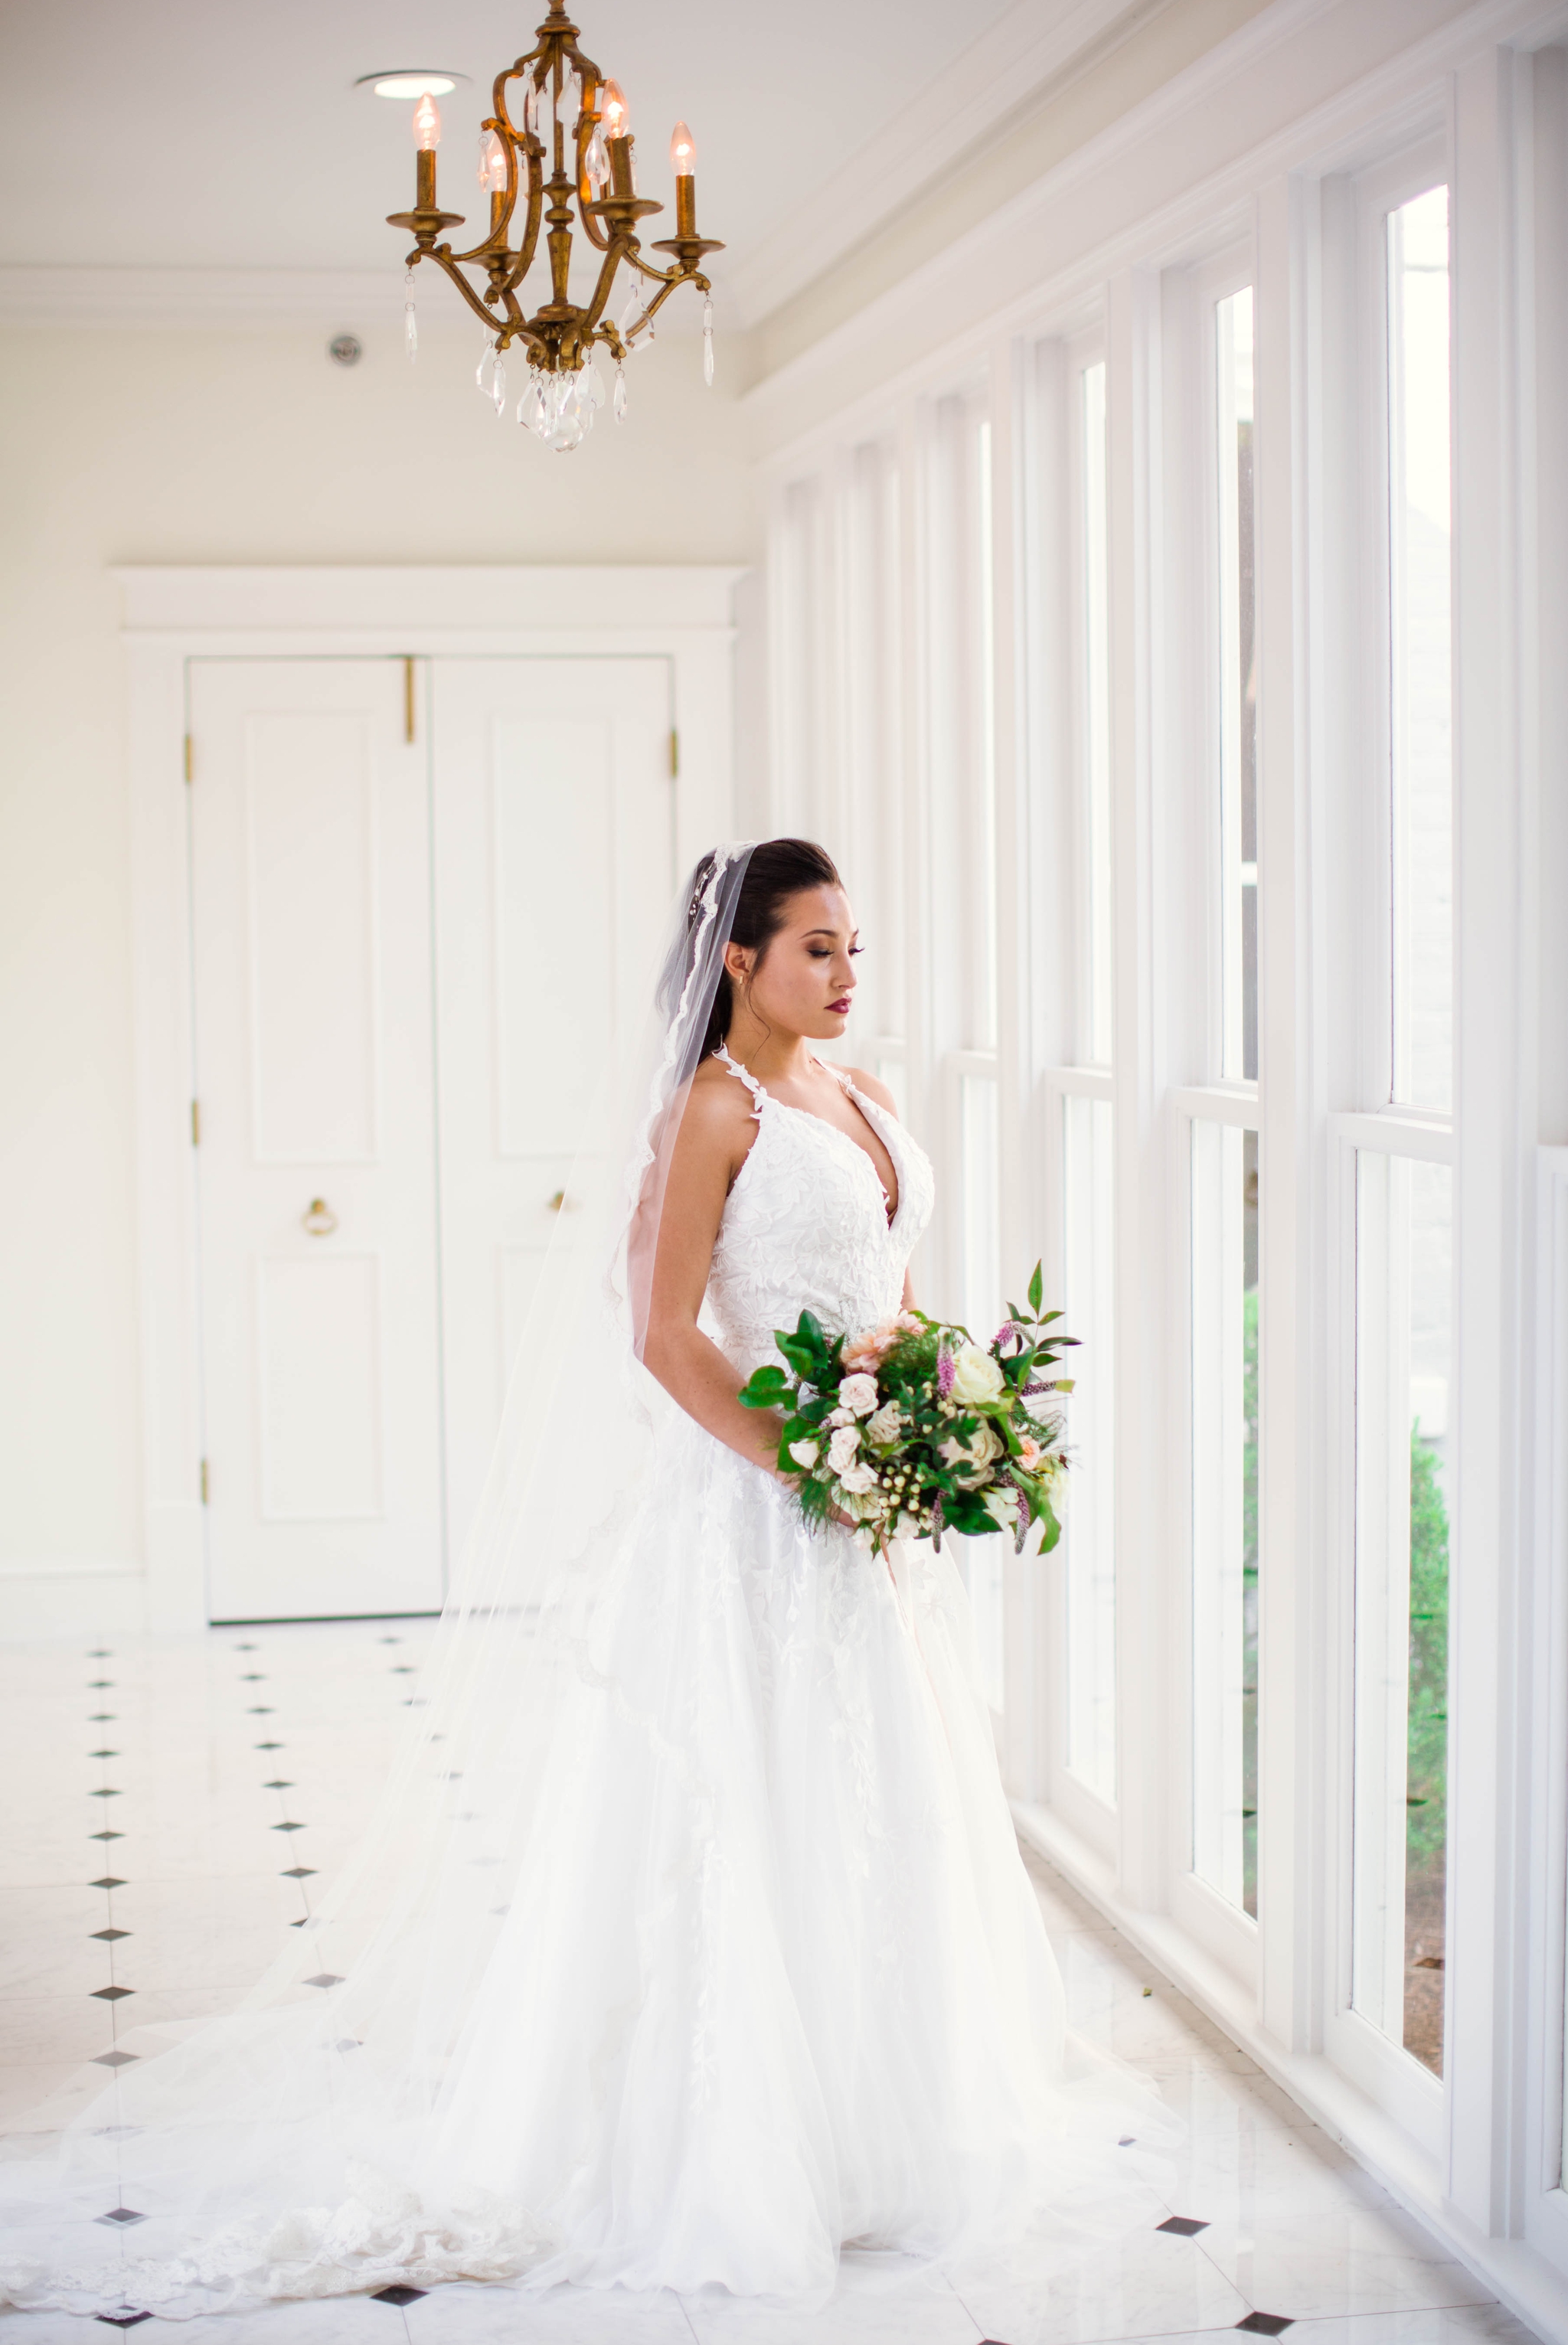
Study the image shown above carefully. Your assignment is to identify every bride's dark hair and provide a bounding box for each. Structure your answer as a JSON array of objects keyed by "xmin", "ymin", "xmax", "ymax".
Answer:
[{"xmin": 691, "ymin": 838, "xmax": 841, "ymax": 1062}]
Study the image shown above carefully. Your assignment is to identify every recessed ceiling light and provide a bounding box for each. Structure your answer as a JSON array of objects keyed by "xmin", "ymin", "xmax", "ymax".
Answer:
[{"xmin": 357, "ymin": 70, "xmax": 467, "ymax": 100}]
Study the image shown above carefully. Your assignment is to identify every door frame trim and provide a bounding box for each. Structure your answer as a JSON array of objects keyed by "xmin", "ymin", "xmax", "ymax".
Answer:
[{"xmin": 120, "ymin": 565, "xmax": 743, "ymax": 1630}]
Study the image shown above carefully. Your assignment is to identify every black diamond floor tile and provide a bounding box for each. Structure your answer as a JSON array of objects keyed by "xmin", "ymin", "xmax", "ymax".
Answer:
[
  {"xmin": 93, "ymin": 2049, "xmax": 138, "ymax": 2067},
  {"xmin": 96, "ymin": 2311, "xmax": 153, "ymax": 2328},
  {"xmin": 263, "ymin": 1779, "xmax": 294, "ymax": 1789},
  {"xmin": 235, "ymin": 1641, "xmax": 257, "ymax": 1650},
  {"xmin": 304, "ymin": 1973, "xmax": 344, "ymax": 1989},
  {"xmin": 280, "ymin": 1866, "xmax": 316, "ymax": 1879},
  {"xmin": 89, "ymin": 1831, "xmax": 123, "ymax": 1842},
  {"xmin": 91, "ymin": 1928, "xmax": 131, "ymax": 1942},
  {"xmin": 255, "ymin": 1740, "xmax": 283, "ymax": 1750},
  {"xmin": 90, "ymin": 1787, "xmax": 122, "ymax": 1798},
  {"xmin": 90, "ymin": 1876, "xmax": 127, "ymax": 1890},
  {"xmin": 247, "ymin": 1706, "xmax": 275, "ymax": 1715},
  {"xmin": 92, "ymin": 1984, "xmax": 134, "ymax": 2000},
  {"xmin": 88, "ymin": 1749, "xmax": 119, "ymax": 1759},
  {"xmin": 87, "ymin": 1648, "xmax": 112, "ymax": 1658},
  {"xmin": 371, "ymin": 2285, "xmax": 426, "ymax": 2304},
  {"xmin": 1157, "ymin": 2214, "xmax": 1211, "ymax": 2236},
  {"xmin": 88, "ymin": 1712, "xmax": 116, "ymax": 1721},
  {"xmin": 240, "ymin": 1674, "xmax": 266, "ymax": 1682},
  {"xmin": 95, "ymin": 2207, "xmax": 146, "ymax": 2227},
  {"xmin": 1237, "ymin": 2317, "xmax": 1294, "ymax": 2337},
  {"xmin": 87, "ymin": 1680, "xmax": 114, "ymax": 1690},
  {"xmin": 273, "ymin": 1820, "xmax": 305, "ymax": 1832}
]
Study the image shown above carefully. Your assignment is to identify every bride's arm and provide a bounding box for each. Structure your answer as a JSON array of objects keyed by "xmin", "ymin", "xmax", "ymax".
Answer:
[{"xmin": 640, "ymin": 1076, "xmax": 790, "ymax": 1478}]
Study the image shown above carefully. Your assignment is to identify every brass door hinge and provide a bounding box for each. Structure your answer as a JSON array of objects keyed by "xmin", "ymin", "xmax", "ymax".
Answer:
[
  {"xmin": 191, "ymin": 1100, "xmax": 201, "ymax": 1147},
  {"xmin": 199, "ymin": 1458, "xmax": 210, "ymax": 1506},
  {"xmin": 184, "ymin": 733, "xmax": 194, "ymax": 784},
  {"xmin": 668, "ymin": 727, "xmax": 679, "ymax": 779}
]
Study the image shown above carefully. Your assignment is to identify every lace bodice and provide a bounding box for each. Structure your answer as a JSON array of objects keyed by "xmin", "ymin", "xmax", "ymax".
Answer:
[{"xmin": 704, "ymin": 1050, "xmax": 934, "ymax": 1375}]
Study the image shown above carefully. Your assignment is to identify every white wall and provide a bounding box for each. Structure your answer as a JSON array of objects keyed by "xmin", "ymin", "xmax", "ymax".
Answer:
[{"xmin": 0, "ymin": 321, "xmax": 758, "ymax": 1602}]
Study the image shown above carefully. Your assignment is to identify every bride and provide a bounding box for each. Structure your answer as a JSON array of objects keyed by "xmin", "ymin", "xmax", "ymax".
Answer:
[{"xmin": 2, "ymin": 838, "xmax": 1164, "ymax": 2321}]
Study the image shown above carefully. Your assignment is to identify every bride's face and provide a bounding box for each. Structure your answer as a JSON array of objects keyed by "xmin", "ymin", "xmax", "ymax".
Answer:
[{"xmin": 730, "ymin": 884, "xmax": 861, "ymax": 1041}]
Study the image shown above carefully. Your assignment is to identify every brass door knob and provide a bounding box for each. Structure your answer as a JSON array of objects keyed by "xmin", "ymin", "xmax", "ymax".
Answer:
[{"xmin": 302, "ymin": 1198, "xmax": 338, "ymax": 1236}]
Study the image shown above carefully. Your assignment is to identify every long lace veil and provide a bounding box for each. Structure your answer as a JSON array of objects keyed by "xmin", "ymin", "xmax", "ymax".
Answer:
[{"xmin": 1, "ymin": 843, "xmax": 760, "ymax": 2316}]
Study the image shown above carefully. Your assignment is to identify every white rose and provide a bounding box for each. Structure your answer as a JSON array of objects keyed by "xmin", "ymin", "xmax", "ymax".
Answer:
[
  {"xmin": 983, "ymin": 1484, "xmax": 1018, "ymax": 1531},
  {"xmin": 950, "ymin": 1344, "xmax": 1005, "ymax": 1407},
  {"xmin": 938, "ymin": 1421, "xmax": 1002, "ymax": 1470},
  {"xmin": 838, "ymin": 1372, "xmax": 880, "ymax": 1418},
  {"xmin": 788, "ymin": 1438, "xmax": 820, "ymax": 1471},
  {"xmin": 865, "ymin": 1401, "xmax": 905, "ymax": 1446},
  {"xmin": 839, "ymin": 1459, "xmax": 878, "ymax": 1494},
  {"xmin": 827, "ymin": 1424, "xmax": 862, "ymax": 1475}
]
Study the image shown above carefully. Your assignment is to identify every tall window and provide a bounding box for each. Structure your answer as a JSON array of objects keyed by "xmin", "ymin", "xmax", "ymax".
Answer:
[
  {"xmin": 1190, "ymin": 277, "xmax": 1260, "ymax": 1920},
  {"xmin": 1387, "ymin": 187, "xmax": 1452, "ymax": 1112},
  {"xmin": 1057, "ymin": 346, "xmax": 1117, "ymax": 1806},
  {"xmin": 928, "ymin": 387, "xmax": 1004, "ymax": 1715},
  {"xmin": 1350, "ymin": 178, "xmax": 1453, "ymax": 2082}
]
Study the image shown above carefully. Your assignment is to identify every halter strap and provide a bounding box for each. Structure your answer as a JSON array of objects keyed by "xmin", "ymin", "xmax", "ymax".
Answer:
[{"xmin": 714, "ymin": 1043, "xmax": 766, "ymax": 1116}]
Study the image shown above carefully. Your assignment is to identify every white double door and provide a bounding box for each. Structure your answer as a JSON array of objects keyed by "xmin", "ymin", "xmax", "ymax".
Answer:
[{"xmin": 188, "ymin": 655, "xmax": 675, "ymax": 1622}]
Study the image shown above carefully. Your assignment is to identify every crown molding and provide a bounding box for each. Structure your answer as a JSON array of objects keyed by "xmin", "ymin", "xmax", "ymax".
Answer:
[{"xmin": 718, "ymin": 0, "xmax": 1158, "ymax": 329}]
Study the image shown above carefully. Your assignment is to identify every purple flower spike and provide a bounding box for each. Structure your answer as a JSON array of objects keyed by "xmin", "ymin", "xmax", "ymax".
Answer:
[
  {"xmin": 937, "ymin": 1350, "xmax": 956, "ymax": 1398},
  {"xmin": 995, "ymin": 1320, "xmax": 1018, "ymax": 1350}
]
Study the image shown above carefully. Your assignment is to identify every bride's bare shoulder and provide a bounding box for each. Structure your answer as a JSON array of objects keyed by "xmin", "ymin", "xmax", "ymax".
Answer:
[{"xmin": 678, "ymin": 1056, "xmax": 760, "ymax": 1156}]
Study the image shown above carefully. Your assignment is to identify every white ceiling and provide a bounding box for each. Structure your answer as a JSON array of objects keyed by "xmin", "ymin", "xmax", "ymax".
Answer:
[{"xmin": 0, "ymin": 0, "xmax": 1024, "ymax": 325}]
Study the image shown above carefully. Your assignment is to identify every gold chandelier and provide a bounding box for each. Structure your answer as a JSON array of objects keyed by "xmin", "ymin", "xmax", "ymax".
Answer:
[{"xmin": 387, "ymin": 0, "xmax": 724, "ymax": 452}]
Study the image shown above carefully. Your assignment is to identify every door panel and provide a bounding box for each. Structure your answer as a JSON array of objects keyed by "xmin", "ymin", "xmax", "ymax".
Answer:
[
  {"xmin": 190, "ymin": 659, "xmax": 445, "ymax": 1621},
  {"xmin": 431, "ymin": 658, "xmax": 676, "ymax": 1563}
]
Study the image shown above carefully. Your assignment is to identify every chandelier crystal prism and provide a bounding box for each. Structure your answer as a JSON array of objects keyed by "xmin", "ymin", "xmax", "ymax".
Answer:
[{"xmin": 387, "ymin": 0, "xmax": 724, "ymax": 451}]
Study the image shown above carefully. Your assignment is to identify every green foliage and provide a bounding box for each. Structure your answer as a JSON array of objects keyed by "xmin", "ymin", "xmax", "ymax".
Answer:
[{"xmin": 1406, "ymin": 1424, "xmax": 1449, "ymax": 1873}]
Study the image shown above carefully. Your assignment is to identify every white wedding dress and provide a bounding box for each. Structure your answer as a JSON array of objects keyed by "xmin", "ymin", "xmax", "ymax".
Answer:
[{"xmin": 2, "ymin": 1050, "xmax": 1162, "ymax": 2320}]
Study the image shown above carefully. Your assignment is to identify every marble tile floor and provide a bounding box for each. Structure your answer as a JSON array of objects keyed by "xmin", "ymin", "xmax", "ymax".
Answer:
[{"xmin": 0, "ymin": 1624, "xmax": 1537, "ymax": 2345}]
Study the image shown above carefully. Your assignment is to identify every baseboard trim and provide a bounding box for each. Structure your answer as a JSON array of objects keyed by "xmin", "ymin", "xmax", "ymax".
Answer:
[{"xmin": 0, "ymin": 1568, "xmax": 149, "ymax": 1640}]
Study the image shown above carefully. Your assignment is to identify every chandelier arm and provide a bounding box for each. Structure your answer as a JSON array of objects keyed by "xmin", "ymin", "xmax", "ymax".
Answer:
[
  {"xmin": 492, "ymin": 281, "xmax": 542, "ymax": 355},
  {"xmin": 502, "ymin": 134, "xmax": 548, "ymax": 293},
  {"xmin": 578, "ymin": 237, "xmax": 635, "ymax": 333},
  {"xmin": 428, "ymin": 250, "xmax": 518, "ymax": 340},
  {"xmin": 622, "ymin": 251, "xmax": 696, "ymax": 290}
]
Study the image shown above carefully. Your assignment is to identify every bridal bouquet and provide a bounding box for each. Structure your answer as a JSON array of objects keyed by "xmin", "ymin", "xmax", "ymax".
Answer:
[{"xmin": 739, "ymin": 1263, "xmax": 1076, "ymax": 1554}]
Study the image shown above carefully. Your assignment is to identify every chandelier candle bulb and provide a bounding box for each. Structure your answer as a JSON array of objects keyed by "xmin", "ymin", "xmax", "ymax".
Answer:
[{"xmin": 413, "ymin": 90, "xmax": 441, "ymax": 149}]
